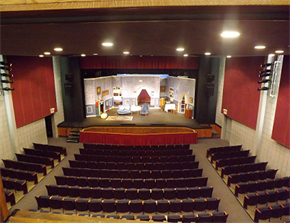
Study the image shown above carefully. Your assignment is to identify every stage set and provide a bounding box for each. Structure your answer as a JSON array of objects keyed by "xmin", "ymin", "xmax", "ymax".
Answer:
[{"xmin": 58, "ymin": 74, "xmax": 215, "ymax": 144}]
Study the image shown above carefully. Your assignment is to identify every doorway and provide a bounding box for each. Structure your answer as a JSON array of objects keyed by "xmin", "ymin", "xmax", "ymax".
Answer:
[
  {"xmin": 45, "ymin": 115, "xmax": 53, "ymax": 138},
  {"xmin": 137, "ymin": 89, "xmax": 151, "ymax": 106}
]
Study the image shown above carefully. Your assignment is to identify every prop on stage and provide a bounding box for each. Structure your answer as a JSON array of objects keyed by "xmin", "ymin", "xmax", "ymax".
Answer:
[
  {"xmin": 79, "ymin": 126, "xmax": 197, "ymax": 145},
  {"xmin": 106, "ymin": 116, "xmax": 133, "ymax": 121}
]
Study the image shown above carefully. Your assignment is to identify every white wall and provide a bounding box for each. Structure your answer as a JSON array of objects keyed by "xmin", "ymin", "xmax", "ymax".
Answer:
[{"xmin": 216, "ymin": 56, "xmax": 290, "ymax": 177}]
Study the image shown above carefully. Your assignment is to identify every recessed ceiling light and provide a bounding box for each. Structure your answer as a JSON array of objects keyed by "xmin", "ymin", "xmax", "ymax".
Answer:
[
  {"xmin": 93, "ymin": 53, "xmax": 98, "ymax": 55},
  {"xmin": 44, "ymin": 52, "xmax": 51, "ymax": 55},
  {"xmin": 226, "ymin": 55, "xmax": 232, "ymax": 58},
  {"xmin": 221, "ymin": 31, "xmax": 240, "ymax": 38},
  {"xmin": 176, "ymin": 48, "xmax": 185, "ymax": 52},
  {"xmin": 255, "ymin": 45, "xmax": 266, "ymax": 49},
  {"xmin": 81, "ymin": 54, "xmax": 86, "ymax": 57},
  {"xmin": 102, "ymin": 42, "xmax": 113, "ymax": 47},
  {"xmin": 205, "ymin": 52, "xmax": 211, "ymax": 55},
  {"xmin": 275, "ymin": 50, "xmax": 284, "ymax": 53},
  {"xmin": 39, "ymin": 55, "xmax": 44, "ymax": 57},
  {"xmin": 183, "ymin": 54, "xmax": 188, "ymax": 57},
  {"xmin": 123, "ymin": 51, "xmax": 130, "ymax": 55},
  {"xmin": 54, "ymin": 47, "xmax": 63, "ymax": 52}
]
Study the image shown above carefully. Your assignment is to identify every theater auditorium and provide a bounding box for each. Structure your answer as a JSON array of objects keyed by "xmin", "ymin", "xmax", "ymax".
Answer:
[{"xmin": 0, "ymin": 1, "xmax": 289, "ymax": 223}]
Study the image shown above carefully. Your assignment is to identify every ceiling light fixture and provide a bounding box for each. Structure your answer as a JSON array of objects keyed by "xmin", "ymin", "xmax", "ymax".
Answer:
[
  {"xmin": 39, "ymin": 55, "xmax": 44, "ymax": 57},
  {"xmin": 102, "ymin": 42, "xmax": 113, "ymax": 47},
  {"xmin": 54, "ymin": 47, "xmax": 63, "ymax": 52},
  {"xmin": 176, "ymin": 48, "xmax": 185, "ymax": 52},
  {"xmin": 268, "ymin": 54, "xmax": 275, "ymax": 57},
  {"xmin": 183, "ymin": 54, "xmax": 188, "ymax": 57},
  {"xmin": 123, "ymin": 51, "xmax": 130, "ymax": 55},
  {"xmin": 226, "ymin": 55, "xmax": 232, "ymax": 58},
  {"xmin": 221, "ymin": 31, "xmax": 240, "ymax": 38},
  {"xmin": 205, "ymin": 52, "xmax": 211, "ymax": 55},
  {"xmin": 255, "ymin": 45, "xmax": 266, "ymax": 49},
  {"xmin": 44, "ymin": 52, "xmax": 51, "ymax": 55},
  {"xmin": 81, "ymin": 54, "xmax": 86, "ymax": 57},
  {"xmin": 93, "ymin": 53, "xmax": 98, "ymax": 55},
  {"xmin": 275, "ymin": 50, "xmax": 284, "ymax": 54}
]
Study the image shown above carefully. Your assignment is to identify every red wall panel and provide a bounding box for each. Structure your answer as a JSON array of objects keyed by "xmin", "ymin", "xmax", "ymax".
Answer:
[
  {"xmin": 80, "ymin": 56, "xmax": 199, "ymax": 70},
  {"xmin": 272, "ymin": 56, "xmax": 290, "ymax": 148},
  {"xmin": 222, "ymin": 56, "xmax": 265, "ymax": 129},
  {"xmin": 6, "ymin": 56, "xmax": 57, "ymax": 128}
]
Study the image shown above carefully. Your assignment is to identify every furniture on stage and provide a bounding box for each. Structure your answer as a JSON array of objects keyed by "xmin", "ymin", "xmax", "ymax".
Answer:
[
  {"xmin": 130, "ymin": 106, "xmax": 141, "ymax": 115},
  {"xmin": 79, "ymin": 126, "xmax": 197, "ymax": 145},
  {"xmin": 164, "ymin": 103, "xmax": 176, "ymax": 113},
  {"xmin": 117, "ymin": 106, "xmax": 131, "ymax": 115},
  {"xmin": 140, "ymin": 103, "xmax": 149, "ymax": 116},
  {"xmin": 185, "ymin": 108, "xmax": 193, "ymax": 119}
]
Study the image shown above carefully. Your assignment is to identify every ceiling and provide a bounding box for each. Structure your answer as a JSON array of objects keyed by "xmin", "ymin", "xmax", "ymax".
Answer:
[{"xmin": 1, "ymin": 6, "xmax": 289, "ymax": 57}]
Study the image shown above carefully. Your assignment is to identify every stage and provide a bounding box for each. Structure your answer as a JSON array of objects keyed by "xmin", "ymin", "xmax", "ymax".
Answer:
[{"xmin": 57, "ymin": 108, "xmax": 213, "ymax": 138}]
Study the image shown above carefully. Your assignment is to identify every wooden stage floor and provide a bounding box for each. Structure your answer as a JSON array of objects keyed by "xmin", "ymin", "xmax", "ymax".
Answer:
[{"xmin": 58, "ymin": 107, "xmax": 210, "ymax": 130}]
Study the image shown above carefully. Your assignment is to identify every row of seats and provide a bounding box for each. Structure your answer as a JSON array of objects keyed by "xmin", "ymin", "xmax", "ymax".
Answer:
[
  {"xmin": 243, "ymin": 189, "xmax": 290, "ymax": 209},
  {"xmin": 2, "ymin": 177, "xmax": 28, "ymax": 194},
  {"xmin": 3, "ymin": 159, "xmax": 47, "ymax": 175},
  {"xmin": 16, "ymin": 153, "xmax": 54, "ymax": 168},
  {"xmin": 210, "ymin": 150, "xmax": 250, "ymax": 163},
  {"xmin": 221, "ymin": 162, "xmax": 268, "ymax": 178},
  {"xmin": 36, "ymin": 196, "xmax": 220, "ymax": 214},
  {"xmin": 254, "ymin": 202, "xmax": 290, "ymax": 223},
  {"xmin": 24, "ymin": 148, "xmax": 61, "ymax": 162},
  {"xmin": 69, "ymin": 160, "xmax": 198, "ymax": 170},
  {"xmin": 62, "ymin": 167, "xmax": 203, "ymax": 179},
  {"xmin": 215, "ymin": 156, "xmax": 256, "ymax": 170},
  {"xmin": 1, "ymin": 167, "xmax": 38, "ymax": 184},
  {"xmin": 30, "ymin": 209, "xmax": 228, "ymax": 222},
  {"xmin": 74, "ymin": 154, "xmax": 195, "ymax": 163},
  {"xmin": 227, "ymin": 169, "xmax": 278, "ymax": 186},
  {"xmin": 80, "ymin": 148, "xmax": 191, "ymax": 156},
  {"xmin": 56, "ymin": 175, "xmax": 209, "ymax": 190},
  {"xmin": 235, "ymin": 177, "xmax": 290, "ymax": 196},
  {"xmin": 47, "ymin": 185, "xmax": 213, "ymax": 200},
  {"xmin": 206, "ymin": 145, "xmax": 242, "ymax": 158},
  {"xmin": 5, "ymin": 191, "xmax": 15, "ymax": 206},
  {"xmin": 33, "ymin": 143, "xmax": 67, "ymax": 156},
  {"xmin": 83, "ymin": 143, "xmax": 190, "ymax": 151}
]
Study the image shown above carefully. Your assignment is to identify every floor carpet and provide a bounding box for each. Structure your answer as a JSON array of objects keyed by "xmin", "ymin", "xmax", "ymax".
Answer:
[{"xmin": 106, "ymin": 116, "xmax": 133, "ymax": 121}]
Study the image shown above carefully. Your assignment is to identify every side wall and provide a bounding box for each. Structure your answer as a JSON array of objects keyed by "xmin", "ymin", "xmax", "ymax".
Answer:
[{"xmin": 216, "ymin": 56, "xmax": 290, "ymax": 177}]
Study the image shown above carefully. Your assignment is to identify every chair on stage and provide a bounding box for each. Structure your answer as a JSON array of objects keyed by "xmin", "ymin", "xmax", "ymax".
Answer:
[{"xmin": 140, "ymin": 103, "xmax": 149, "ymax": 116}]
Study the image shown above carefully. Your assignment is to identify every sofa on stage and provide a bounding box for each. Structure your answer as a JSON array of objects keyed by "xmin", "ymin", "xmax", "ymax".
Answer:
[{"xmin": 79, "ymin": 126, "xmax": 197, "ymax": 146}]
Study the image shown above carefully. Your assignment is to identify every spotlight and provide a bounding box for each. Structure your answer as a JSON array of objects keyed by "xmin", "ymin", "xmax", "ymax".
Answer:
[
  {"xmin": 257, "ymin": 87, "xmax": 269, "ymax": 91},
  {"xmin": 1, "ymin": 80, "xmax": 13, "ymax": 84},
  {"xmin": 258, "ymin": 79, "xmax": 271, "ymax": 84},
  {"xmin": 1, "ymin": 73, "xmax": 13, "ymax": 78},
  {"xmin": 2, "ymin": 87, "xmax": 14, "ymax": 91},
  {"xmin": 259, "ymin": 69, "xmax": 271, "ymax": 74},
  {"xmin": 0, "ymin": 62, "xmax": 12, "ymax": 67},
  {"xmin": 260, "ymin": 63, "xmax": 273, "ymax": 68},
  {"xmin": 0, "ymin": 66, "xmax": 12, "ymax": 71},
  {"xmin": 259, "ymin": 73, "xmax": 271, "ymax": 78}
]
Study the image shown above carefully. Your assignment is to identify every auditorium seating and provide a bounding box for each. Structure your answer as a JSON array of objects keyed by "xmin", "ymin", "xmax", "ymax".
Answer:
[
  {"xmin": 221, "ymin": 162, "xmax": 268, "ymax": 178},
  {"xmin": 16, "ymin": 154, "xmax": 55, "ymax": 168},
  {"xmin": 2, "ymin": 159, "xmax": 47, "ymax": 176},
  {"xmin": 1, "ymin": 167, "xmax": 38, "ymax": 184},
  {"xmin": 254, "ymin": 202, "xmax": 290, "ymax": 223},
  {"xmin": 74, "ymin": 154, "xmax": 195, "ymax": 163},
  {"xmin": 83, "ymin": 143, "xmax": 190, "ymax": 150},
  {"xmin": 227, "ymin": 169, "xmax": 278, "ymax": 186},
  {"xmin": 33, "ymin": 143, "xmax": 67, "ymax": 156},
  {"xmin": 23, "ymin": 148, "xmax": 61, "ymax": 162},
  {"xmin": 5, "ymin": 190, "xmax": 16, "ymax": 206},
  {"xmin": 2, "ymin": 177, "xmax": 28, "ymax": 194},
  {"xmin": 210, "ymin": 150, "xmax": 250, "ymax": 163},
  {"xmin": 35, "ymin": 195, "xmax": 221, "ymax": 214},
  {"xmin": 69, "ymin": 159, "xmax": 197, "ymax": 170},
  {"xmin": 206, "ymin": 145, "xmax": 242, "ymax": 158},
  {"xmin": 215, "ymin": 156, "xmax": 257, "ymax": 170}
]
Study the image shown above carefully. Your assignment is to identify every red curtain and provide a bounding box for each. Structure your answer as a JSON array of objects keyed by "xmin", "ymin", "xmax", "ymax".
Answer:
[
  {"xmin": 7, "ymin": 56, "xmax": 57, "ymax": 128},
  {"xmin": 80, "ymin": 56, "xmax": 199, "ymax": 70},
  {"xmin": 222, "ymin": 56, "xmax": 265, "ymax": 129},
  {"xmin": 272, "ymin": 56, "xmax": 290, "ymax": 148}
]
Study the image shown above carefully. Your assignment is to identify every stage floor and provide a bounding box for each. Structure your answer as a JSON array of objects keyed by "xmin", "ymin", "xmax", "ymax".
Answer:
[{"xmin": 58, "ymin": 108, "xmax": 211, "ymax": 130}]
